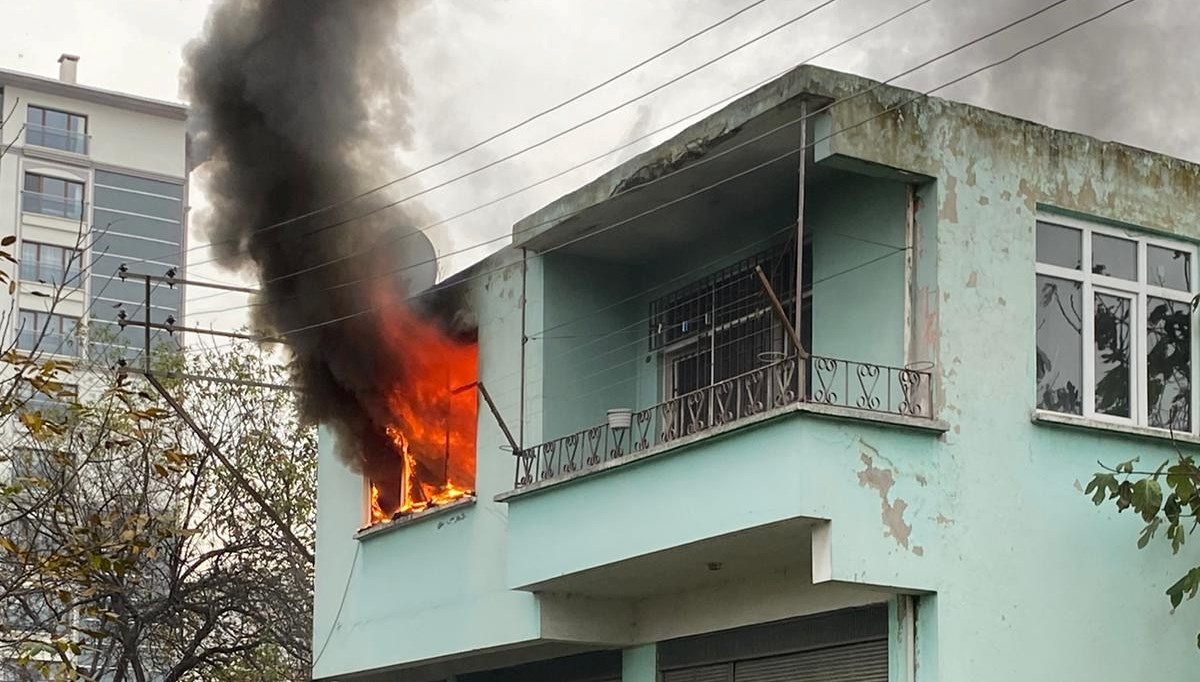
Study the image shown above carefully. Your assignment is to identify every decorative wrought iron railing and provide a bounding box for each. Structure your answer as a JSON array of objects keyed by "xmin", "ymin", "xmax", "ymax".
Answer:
[{"xmin": 513, "ymin": 356, "xmax": 933, "ymax": 489}]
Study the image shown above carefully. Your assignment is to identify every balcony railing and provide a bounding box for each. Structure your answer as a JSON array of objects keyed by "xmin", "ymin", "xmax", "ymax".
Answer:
[
  {"xmin": 513, "ymin": 355, "xmax": 933, "ymax": 489},
  {"xmin": 17, "ymin": 329, "xmax": 78, "ymax": 357},
  {"xmin": 25, "ymin": 124, "xmax": 89, "ymax": 155},
  {"xmin": 21, "ymin": 191, "xmax": 84, "ymax": 221}
]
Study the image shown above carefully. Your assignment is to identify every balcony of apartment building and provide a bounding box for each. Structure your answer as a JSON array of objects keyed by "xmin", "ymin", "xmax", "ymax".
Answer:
[
  {"xmin": 498, "ymin": 97, "xmax": 947, "ymax": 608},
  {"xmin": 24, "ymin": 105, "xmax": 90, "ymax": 156},
  {"xmin": 20, "ymin": 172, "xmax": 85, "ymax": 221}
]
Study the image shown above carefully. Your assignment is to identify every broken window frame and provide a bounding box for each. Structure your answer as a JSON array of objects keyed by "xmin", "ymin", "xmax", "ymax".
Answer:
[{"xmin": 1035, "ymin": 215, "xmax": 1198, "ymax": 432}]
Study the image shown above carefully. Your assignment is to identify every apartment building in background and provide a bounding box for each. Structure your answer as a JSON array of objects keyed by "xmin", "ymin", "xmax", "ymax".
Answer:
[
  {"xmin": 0, "ymin": 55, "xmax": 188, "ymax": 377},
  {"xmin": 0, "ymin": 56, "xmax": 188, "ymax": 681},
  {"xmin": 313, "ymin": 64, "xmax": 1200, "ymax": 682}
]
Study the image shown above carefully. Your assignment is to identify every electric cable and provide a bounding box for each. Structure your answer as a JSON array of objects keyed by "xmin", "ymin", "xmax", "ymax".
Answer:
[
  {"xmin": 187, "ymin": 0, "xmax": 1073, "ymax": 319},
  {"xmin": 185, "ymin": 0, "xmax": 937, "ymax": 309}
]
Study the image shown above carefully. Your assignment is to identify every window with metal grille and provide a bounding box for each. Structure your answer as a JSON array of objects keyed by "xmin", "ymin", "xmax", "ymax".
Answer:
[{"xmin": 649, "ymin": 238, "xmax": 811, "ymax": 401}]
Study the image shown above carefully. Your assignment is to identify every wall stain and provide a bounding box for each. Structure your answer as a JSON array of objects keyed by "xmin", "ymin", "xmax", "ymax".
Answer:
[
  {"xmin": 934, "ymin": 513, "xmax": 955, "ymax": 526},
  {"xmin": 965, "ymin": 272, "xmax": 977, "ymax": 288},
  {"xmin": 941, "ymin": 175, "xmax": 959, "ymax": 223},
  {"xmin": 857, "ymin": 441, "xmax": 914, "ymax": 551}
]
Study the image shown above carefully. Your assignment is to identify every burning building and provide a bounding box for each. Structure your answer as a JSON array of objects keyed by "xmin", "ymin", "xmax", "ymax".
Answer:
[{"xmin": 184, "ymin": 0, "xmax": 478, "ymax": 527}]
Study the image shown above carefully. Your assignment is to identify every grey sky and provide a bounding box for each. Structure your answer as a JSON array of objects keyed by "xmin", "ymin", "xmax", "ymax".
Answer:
[{"xmin": 4, "ymin": 0, "xmax": 1196, "ymax": 326}]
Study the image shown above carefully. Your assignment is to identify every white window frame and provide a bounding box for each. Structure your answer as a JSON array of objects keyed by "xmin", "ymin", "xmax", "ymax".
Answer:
[{"xmin": 1036, "ymin": 214, "xmax": 1199, "ymax": 432}]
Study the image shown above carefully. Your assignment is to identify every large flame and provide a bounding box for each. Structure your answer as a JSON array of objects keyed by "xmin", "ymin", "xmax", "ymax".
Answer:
[{"xmin": 366, "ymin": 290, "xmax": 478, "ymax": 525}]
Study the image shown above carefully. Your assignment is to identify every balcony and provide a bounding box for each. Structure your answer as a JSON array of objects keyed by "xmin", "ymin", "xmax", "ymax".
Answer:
[
  {"xmin": 25, "ymin": 124, "xmax": 89, "ymax": 155},
  {"xmin": 513, "ymin": 354, "xmax": 933, "ymax": 491},
  {"xmin": 21, "ymin": 191, "xmax": 84, "ymax": 221}
]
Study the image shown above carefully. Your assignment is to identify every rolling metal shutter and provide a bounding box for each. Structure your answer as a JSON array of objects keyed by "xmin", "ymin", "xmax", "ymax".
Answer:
[
  {"xmin": 663, "ymin": 663, "xmax": 733, "ymax": 682},
  {"xmin": 733, "ymin": 640, "xmax": 888, "ymax": 682},
  {"xmin": 666, "ymin": 639, "xmax": 887, "ymax": 682}
]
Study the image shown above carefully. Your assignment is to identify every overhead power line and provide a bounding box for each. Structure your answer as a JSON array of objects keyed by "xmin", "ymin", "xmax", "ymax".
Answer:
[
  {"xmin": 187, "ymin": 0, "xmax": 937, "ymax": 310},
  {"xmin": 237, "ymin": 0, "xmax": 1139, "ymax": 346},
  {"xmin": 190, "ymin": 0, "xmax": 1075, "ymax": 321},
  {"xmin": 261, "ymin": 0, "xmax": 777, "ymax": 237},
  {"xmin": 119, "ymin": 0, "xmax": 799, "ymax": 272}
]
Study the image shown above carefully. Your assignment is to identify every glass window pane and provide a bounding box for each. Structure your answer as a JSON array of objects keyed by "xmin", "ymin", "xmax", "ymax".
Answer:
[
  {"xmin": 26, "ymin": 106, "xmax": 43, "ymax": 125},
  {"xmin": 17, "ymin": 310, "xmax": 37, "ymax": 352},
  {"xmin": 1147, "ymin": 245, "xmax": 1191, "ymax": 291},
  {"xmin": 43, "ymin": 110, "xmax": 68, "ymax": 131},
  {"xmin": 1037, "ymin": 275, "xmax": 1083, "ymax": 414},
  {"xmin": 63, "ymin": 251, "xmax": 79, "ymax": 284},
  {"xmin": 1147, "ymin": 296, "xmax": 1191, "ymax": 431},
  {"xmin": 1037, "ymin": 222, "xmax": 1081, "ymax": 269},
  {"xmin": 23, "ymin": 173, "xmax": 40, "ymax": 192},
  {"xmin": 94, "ymin": 171, "xmax": 184, "ymax": 200},
  {"xmin": 1092, "ymin": 234, "xmax": 1137, "ymax": 281},
  {"xmin": 93, "ymin": 187, "xmax": 181, "ymax": 220},
  {"xmin": 1094, "ymin": 292, "xmax": 1132, "ymax": 417}
]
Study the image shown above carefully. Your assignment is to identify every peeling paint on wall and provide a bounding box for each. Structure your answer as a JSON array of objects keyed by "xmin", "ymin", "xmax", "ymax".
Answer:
[
  {"xmin": 857, "ymin": 441, "xmax": 914, "ymax": 551},
  {"xmin": 941, "ymin": 175, "xmax": 959, "ymax": 223}
]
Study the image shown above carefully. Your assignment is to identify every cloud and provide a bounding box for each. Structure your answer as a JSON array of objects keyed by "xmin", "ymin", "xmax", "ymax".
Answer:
[{"xmin": 4, "ymin": 0, "xmax": 1195, "ymax": 285}]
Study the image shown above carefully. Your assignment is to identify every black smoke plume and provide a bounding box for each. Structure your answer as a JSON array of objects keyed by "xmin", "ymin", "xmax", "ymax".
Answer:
[{"xmin": 183, "ymin": 0, "xmax": 466, "ymax": 497}]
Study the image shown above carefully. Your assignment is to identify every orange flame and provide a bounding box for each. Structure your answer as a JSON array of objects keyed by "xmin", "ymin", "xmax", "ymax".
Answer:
[{"xmin": 366, "ymin": 295, "xmax": 478, "ymax": 525}]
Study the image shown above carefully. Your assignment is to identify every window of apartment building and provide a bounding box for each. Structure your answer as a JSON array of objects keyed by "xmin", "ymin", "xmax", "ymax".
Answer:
[
  {"xmin": 22, "ymin": 173, "xmax": 85, "ymax": 221},
  {"xmin": 17, "ymin": 310, "xmax": 80, "ymax": 357},
  {"xmin": 20, "ymin": 241, "xmax": 80, "ymax": 286},
  {"xmin": 25, "ymin": 105, "xmax": 88, "ymax": 155},
  {"xmin": 20, "ymin": 383, "xmax": 79, "ymax": 417},
  {"xmin": 1036, "ymin": 218, "xmax": 1196, "ymax": 431},
  {"xmin": 649, "ymin": 239, "xmax": 811, "ymax": 431}
]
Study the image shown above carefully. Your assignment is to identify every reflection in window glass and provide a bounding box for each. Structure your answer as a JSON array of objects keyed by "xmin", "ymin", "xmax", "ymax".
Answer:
[
  {"xmin": 1094, "ymin": 293, "xmax": 1132, "ymax": 417},
  {"xmin": 1036, "ymin": 222, "xmax": 1081, "ymax": 269},
  {"xmin": 1147, "ymin": 297, "xmax": 1192, "ymax": 431},
  {"xmin": 1092, "ymin": 234, "xmax": 1137, "ymax": 280},
  {"xmin": 1147, "ymin": 245, "xmax": 1191, "ymax": 292},
  {"xmin": 1036, "ymin": 275, "xmax": 1083, "ymax": 414}
]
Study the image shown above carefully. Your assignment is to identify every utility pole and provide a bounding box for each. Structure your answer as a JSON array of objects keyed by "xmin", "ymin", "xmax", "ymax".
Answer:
[{"xmin": 117, "ymin": 267, "xmax": 313, "ymax": 565}]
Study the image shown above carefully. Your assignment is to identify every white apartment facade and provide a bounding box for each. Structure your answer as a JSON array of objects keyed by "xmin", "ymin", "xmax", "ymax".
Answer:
[
  {"xmin": 0, "ymin": 56, "xmax": 188, "ymax": 681},
  {"xmin": 0, "ymin": 55, "xmax": 188, "ymax": 380}
]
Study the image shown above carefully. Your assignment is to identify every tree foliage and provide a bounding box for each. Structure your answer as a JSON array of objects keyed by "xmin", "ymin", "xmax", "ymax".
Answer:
[
  {"xmin": 0, "ymin": 211, "xmax": 315, "ymax": 680},
  {"xmin": 1086, "ymin": 291, "xmax": 1200, "ymax": 650},
  {"xmin": 1087, "ymin": 454, "xmax": 1200, "ymax": 648}
]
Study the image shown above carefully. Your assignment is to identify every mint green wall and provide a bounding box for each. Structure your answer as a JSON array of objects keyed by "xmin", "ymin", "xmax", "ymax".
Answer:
[
  {"xmin": 312, "ymin": 249, "xmax": 543, "ymax": 680},
  {"xmin": 540, "ymin": 253, "xmax": 640, "ymax": 439},
  {"xmin": 622, "ymin": 644, "xmax": 657, "ymax": 682},
  {"xmin": 807, "ymin": 174, "xmax": 908, "ymax": 368},
  {"xmin": 315, "ymin": 68, "xmax": 1200, "ymax": 682}
]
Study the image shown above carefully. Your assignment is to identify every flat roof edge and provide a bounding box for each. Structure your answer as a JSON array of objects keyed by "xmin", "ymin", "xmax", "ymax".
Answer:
[
  {"xmin": 509, "ymin": 64, "xmax": 871, "ymax": 248},
  {"xmin": 0, "ymin": 68, "xmax": 188, "ymax": 120}
]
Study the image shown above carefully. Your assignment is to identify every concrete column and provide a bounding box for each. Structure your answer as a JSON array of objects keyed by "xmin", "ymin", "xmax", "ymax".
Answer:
[
  {"xmin": 622, "ymin": 644, "xmax": 657, "ymax": 682},
  {"xmin": 890, "ymin": 595, "xmax": 939, "ymax": 681}
]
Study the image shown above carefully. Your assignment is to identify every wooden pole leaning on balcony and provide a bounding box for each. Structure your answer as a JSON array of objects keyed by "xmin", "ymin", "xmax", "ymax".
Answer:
[{"xmin": 755, "ymin": 265, "xmax": 810, "ymax": 360}]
